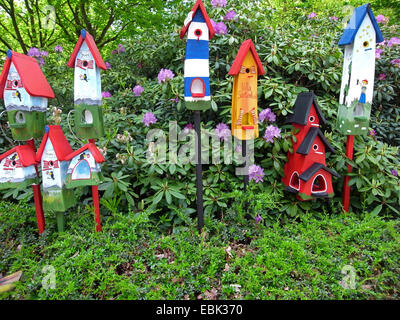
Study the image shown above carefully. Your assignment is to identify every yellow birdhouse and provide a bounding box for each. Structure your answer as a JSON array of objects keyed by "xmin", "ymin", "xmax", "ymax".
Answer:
[{"xmin": 229, "ymin": 39, "xmax": 265, "ymax": 140}]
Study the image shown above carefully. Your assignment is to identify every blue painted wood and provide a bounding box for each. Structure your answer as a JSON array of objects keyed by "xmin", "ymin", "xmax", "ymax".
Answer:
[
  {"xmin": 192, "ymin": 8, "xmax": 206, "ymax": 22},
  {"xmin": 338, "ymin": 4, "xmax": 384, "ymax": 46},
  {"xmin": 185, "ymin": 40, "xmax": 209, "ymax": 59},
  {"xmin": 184, "ymin": 77, "xmax": 210, "ymax": 97}
]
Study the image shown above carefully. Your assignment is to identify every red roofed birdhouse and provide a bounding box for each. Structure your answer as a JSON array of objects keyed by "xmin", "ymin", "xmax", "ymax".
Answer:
[
  {"xmin": 282, "ymin": 92, "xmax": 339, "ymax": 201},
  {"xmin": 67, "ymin": 30, "xmax": 106, "ymax": 139},
  {"xmin": 0, "ymin": 144, "xmax": 38, "ymax": 189},
  {"xmin": 0, "ymin": 50, "xmax": 54, "ymax": 141},
  {"xmin": 36, "ymin": 125, "xmax": 76, "ymax": 212},
  {"xmin": 229, "ymin": 39, "xmax": 265, "ymax": 141},
  {"xmin": 65, "ymin": 142, "xmax": 105, "ymax": 189}
]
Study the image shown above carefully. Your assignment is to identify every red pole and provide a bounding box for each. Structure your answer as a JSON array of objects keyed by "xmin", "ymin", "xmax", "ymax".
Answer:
[
  {"xmin": 26, "ymin": 139, "xmax": 46, "ymax": 234},
  {"xmin": 89, "ymin": 139, "xmax": 101, "ymax": 232},
  {"xmin": 342, "ymin": 135, "xmax": 354, "ymax": 212}
]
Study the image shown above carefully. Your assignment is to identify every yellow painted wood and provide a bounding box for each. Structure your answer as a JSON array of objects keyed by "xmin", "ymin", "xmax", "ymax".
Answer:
[{"xmin": 231, "ymin": 51, "xmax": 259, "ymax": 141}]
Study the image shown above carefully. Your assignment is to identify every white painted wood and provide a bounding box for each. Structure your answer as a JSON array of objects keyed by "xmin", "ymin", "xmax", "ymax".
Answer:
[
  {"xmin": 187, "ymin": 22, "xmax": 209, "ymax": 41},
  {"xmin": 41, "ymin": 139, "xmax": 68, "ymax": 189},
  {"xmin": 184, "ymin": 59, "xmax": 210, "ymax": 77}
]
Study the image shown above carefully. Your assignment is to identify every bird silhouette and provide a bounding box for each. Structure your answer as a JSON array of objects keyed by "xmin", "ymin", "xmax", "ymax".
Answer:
[{"xmin": 15, "ymin": 90, "xmax": 21, "ymax": 101}]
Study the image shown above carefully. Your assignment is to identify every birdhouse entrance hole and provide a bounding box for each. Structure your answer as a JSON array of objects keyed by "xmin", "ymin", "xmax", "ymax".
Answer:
[
  {"xmin": 15, "ymin": 111, "xmax": 25, "ymax": 124},
  {"xmin": 83, "ymin": 60, "xmax": 88, "ymax": 67},
  {"xmin": 190, "ymin": 78, "xmax": 205, "ymax": 97},
  {"xmin": 312, "ymin": 174, "xmax": 327, "ymax": 193},
  {"xmin": 289, "ymin": 172, "xmax": 300, "ymax": 191},
  {"xmin": 81, "ymin": 109, "xmax": 93, "ymax": 124}
]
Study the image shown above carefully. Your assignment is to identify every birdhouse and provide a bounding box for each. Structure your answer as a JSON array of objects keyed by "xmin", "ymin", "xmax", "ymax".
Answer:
[
  {"xmin": 64, "ymin": 142, "xmax": 105, "ymax": 189},
  {"xmin": 180, "ymin": 0, "xmax": 215, "ymax": 111},
  {"xmin": 67, "ymin": 30, "xmax": 107, "ymax": 139},
  {"xmin": 0, "ymin": 144, "xmax": 38, "ymax": 189},
  {"xmin": 229, "ymin": 39, "xmax": 265, "ymax": 141},
  {"xmin": 337, "ymin": 4, "xmax": 384, "ymax": 135},
  {"xmin": 282, "ymin": 92, "xmax": 340, "ymax": 200},
  {"xmin": 0, "ymin": 50, "xmax": 54, "ymax": 141},
  {"xmin": 36, "ymin": 125, "xmax": 76, "ymax": 212}
]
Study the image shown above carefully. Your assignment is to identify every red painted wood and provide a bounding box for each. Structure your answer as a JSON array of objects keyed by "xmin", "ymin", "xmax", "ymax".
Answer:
[
  {"xmin": 92, "ymin": 185, "xmax": 101, "ymax": 232},
  {"xmin": 343, "ymin": 135, "xmax": 354, "ymax": 212}
]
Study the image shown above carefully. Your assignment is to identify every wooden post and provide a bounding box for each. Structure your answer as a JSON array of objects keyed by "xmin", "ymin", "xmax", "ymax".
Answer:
[
  {"xmin": 194, "ymin": 111, "xmax": 204, "ymax": 232},
  {"xmin": 56, "ymin": 212, "xmax": 65, "ymax": 232},
  {"xmin": 89, "ymin": 138, "xmax": 101, "ymax": 232},
  {"xmin": 343, "ymin": 135, "xmax": 354, "ymax": 212},
  {"xmin": 26, "ymin": 139, "xmax": 46, "ymax": 235},
  {"xmin": 242, "ymin": 139, "xmax": 249, "ymax": 192}
]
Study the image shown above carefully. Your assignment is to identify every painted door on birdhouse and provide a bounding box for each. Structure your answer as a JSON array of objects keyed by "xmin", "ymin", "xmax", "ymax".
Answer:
[{"xmin": 337, "ymin": 4, "xmax": 383, "ymax": 135}]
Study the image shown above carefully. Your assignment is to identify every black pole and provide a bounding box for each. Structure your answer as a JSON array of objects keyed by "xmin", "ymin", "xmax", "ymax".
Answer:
[
  {"xmin": 194, "ymin": 111, "xmax": 204, "ymax": 231},
  {"xmin": 242, "ymin": 139, "xmax": 249, "ymax": 192}
]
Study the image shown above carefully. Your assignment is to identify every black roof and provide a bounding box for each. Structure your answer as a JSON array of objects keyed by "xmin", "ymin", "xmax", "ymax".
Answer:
[
  {"xmin": 299, "ymin": 162, "xmax": 340, "ymax": 182},
  {"xmin": 296, "ymin": 127, "xmax": 336, "ymax": 155},
  {"xmin": 286, "ymin": 92, "xmax": 327, "ymax": 126}
]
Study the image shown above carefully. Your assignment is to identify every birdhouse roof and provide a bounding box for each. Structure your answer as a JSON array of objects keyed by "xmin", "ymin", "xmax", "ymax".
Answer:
[
  {"xmin": 296, "ymin": 127, "xmax": 335, "ymax": 155},
  {"xmin": 0, "ymin": 144, "xmax": 38, "ymax": 167},
  {"xmin": 36, "ymin": 125, "xmax": 73, "ymax": 162},
  {"xmin": 180, "ymin": 0, "xmax": 215, "ymax": 40},
  {"xmin": 286, "ymin": 92, "xmax": 326, "ymax": 126},
  {"xmin": 67, "ymin": 29, "xmax": 107, "ymax": 70},
  {"xmin": 65, "ymin": 142, "xmax": 105, "ymax": 163},
  {"xmin": 338, "ymin": 3, "xmax": 384, "ymax": 46},
  {"xmin": 0, "ymin": 50, "xmax": 55, "ymax": 99},
  {"xmin": 299, "ymin": 162, "xmax": 340, "ymax": 182},
  {"xmin": 228, "ymin": 39, "xmax": 265, "ymax": 76}
]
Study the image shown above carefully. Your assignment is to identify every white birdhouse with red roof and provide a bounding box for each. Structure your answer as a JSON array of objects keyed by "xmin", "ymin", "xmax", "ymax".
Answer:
[
  {"xmin": 65, "ymin": 142, "xmax": 105, "ymax": 189},
  {"xmin": 0, "ymin": 50, "xmax": 54, "ymax": 141},
  {"xmin": 0, "ymin": 144, "xmax": 38, "ymax": 189},
  {"xmin": 67, "ymin": 29, "xmax": 106, "ymax": 139},
  {"xmin": 36, "ymin": 125, "xmax": 76, "ymax": 212}
]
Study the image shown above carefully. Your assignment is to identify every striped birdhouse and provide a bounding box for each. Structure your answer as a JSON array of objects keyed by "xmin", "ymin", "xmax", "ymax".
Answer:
[
  {"xmin": 67, "ymin": 29, "xmax": 107, "ymax": 139},
  {"xmin": 36, "ymin": 125, "xmax": 76, "ymax": 212},
  {"xmin": 0, "ymin": 145, "xmax": 38, "ymax": 190},
  {"xmin": 0, "ymin": 50, "xmax": 54, "ymax": 141},
  {"xmin": 65, "ymin": 142, "xmax": 105, "ymax": 189},
  {"xmin": 180, "ymin": 0, "xmax": 215, "ymax": 111},
  {"xmin": 337, "ymin": 4, "xmax": 384, "ymax": 135},
  {"xmin": 282, "ymin": 92, "xmax": 339, "ymax": 201},
  {"xmin": 229, "ymin": 39, "xmax": 265, "ymax": 141}
]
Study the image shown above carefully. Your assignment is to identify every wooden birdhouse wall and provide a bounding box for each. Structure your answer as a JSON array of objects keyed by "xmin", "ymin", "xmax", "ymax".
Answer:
[
  {"xmin": 0, "ymin": 152, "xmax": 36, "ymax": 185},
  {"xmin": 68, "ymin": 150, "xmax": 100, "ymax": 180},
  {"xmin": 73, "ymin": 41, "xmax": 101, "ymax": 105},
  {"xmin": 3, "ymin": 63, "xmax": 47, "ymax": 111},
  {"xmin": 41, "ymin": 139, "xmax": 68, "ymax": 190}
]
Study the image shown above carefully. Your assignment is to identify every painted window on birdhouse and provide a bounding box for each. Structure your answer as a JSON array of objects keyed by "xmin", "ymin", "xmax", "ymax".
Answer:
[
  {"xmin": 71, "ymin": 158, "xmax": 91, "ymax": 180},
  {"xmin": 15, "ymin": 111, "xmax": 25, "ymax": 124},
  {"xmin": 289, "ymin": 171, "xmax": 300, "ymax": 191},
  {"xmin": 312, "ymin": 174, "xmax": 327, "ymax": 193},
  {"xmin": 81, "ymin": 109, "xmax": 93, "ymax": 124},
  {"xmin": 190, "ymin": 78, "xmax": 205, "ymax": 97}
]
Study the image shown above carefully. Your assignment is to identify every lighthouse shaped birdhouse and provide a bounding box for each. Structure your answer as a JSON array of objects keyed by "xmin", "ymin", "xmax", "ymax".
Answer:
[
  {"xmin": 180, "ymin": 0, "xmax": 215, "ymax": 111},
  {"xmin": 282, "ymin": 92, "xmax": 340, "ymax": 201},
  {"xmin": 36, "ymin": 125, "xmax": 76, "ymax": 212},
  {"xmin": 65, "ymin": 142, "xmax": 105, "ymax": 189},
  {"xmin": 0, "ymin": 50, "xmax": 54, "ymax": 141},
  {"xmin": 229, "ymin": 39, "xmax": 265, "ymax": 141},
  {"xmin": 67, "ymin": 30, "xmax": 107, "ymax": 139},
  {"xmin": 337, "ymin": 4, "xmax": 384, "ymax": 135},
  {"xmin": 0, "ymin": 145, "xmax": 38, "ymax": 190}
]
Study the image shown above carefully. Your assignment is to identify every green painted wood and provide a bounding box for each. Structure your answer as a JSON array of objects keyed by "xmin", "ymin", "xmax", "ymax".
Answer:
[
  {"xmin": 185, "ymin": 100, "xmax": 211, "ymax": 111},
  {"xmin": 74, "ymin": 104, "xmax": 104, "ymax": 139},
  {"xmin": 7, "ymin": 111, "xmax": 46, "ymax": 141},
  {"xmin": 56, "ymin": 212, "xmax": 65, "ymax": 232},
  {"xmin": 337, "ymin": 100, "xmax": 371, "ymax": 136},
  {"xmin": 42, "ymin": 187, "xmax": 76, "ymax": 212},
  {"xmin": 65, "ymin": 171, "xmax": 104, "ymax": 189},
  {"xmin": 0, "ymin": 177, "xmax": 38, "ymax": 190}
]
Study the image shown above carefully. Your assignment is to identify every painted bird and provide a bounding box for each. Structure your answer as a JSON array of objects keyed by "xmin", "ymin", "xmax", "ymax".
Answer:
[
  {"xmin": 15, "ymin": 90, "xmax": 22, "ymax": 101},
  {"xmin": 80, "ymin": 73, "xmax": 88, "ymax": 82}
]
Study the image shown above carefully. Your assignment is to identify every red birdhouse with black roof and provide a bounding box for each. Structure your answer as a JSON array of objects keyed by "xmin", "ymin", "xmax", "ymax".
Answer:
[
  {"xmin": 67, "ymin": 29, "xmax": 107, "ymax": 139},
  {"xmin": 282, "ymin": 92, "xmax": 339, "ymax": 200},
  {"xmin": 0, "ymin": 50, "xmax": 54, "ymax": 141}
]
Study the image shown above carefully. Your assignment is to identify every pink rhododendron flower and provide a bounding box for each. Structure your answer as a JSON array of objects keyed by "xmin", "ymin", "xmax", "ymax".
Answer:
[
  {"xmin": 330, "ymin": 16, "xmax": 338, "ymax": 21},
  {"xmin": 224, "ymin": 10, "xmax": 237, "ymax": 21},
  {"xmin": 54, "ymin": 45, "xmax": 63, "ymax": 52},
  {"xmin": 133, "ymin": 85, "xmax": 144, "ymax": 96},
  {"xmin": 215, "ymin": 123, "xmax": 230, "ymax": 141},
  {"xmin": 259, "ymin": 108, "xmax": 276, "ymax": 123},
  {"xmin": 378, "ymin": 73, "xmax": 386, "ymax": 80},
  {"xmin": 263, "ymin": 125, "xmax": 281, "ymax": 143},
  {"xmin": 376, "ymin": 14, "xmax": 387, "ymax": 24},
  {"xmin": 215, "ymin": 22, "xmax": 227, "ymax": 35},
  {"xmin": 249, "ymin": 165, "xmax": 265, "ymax": 183},
  {"xmin": 105, "ymin": 62, "xmax": 111, "ymax": 69},
  {"xmin": 157, "ymin": 68, "xmax": 175, "ymax": 83},
  {"xmin": 211, "ymin": 0, "xmax": 227, "ymax": 8},
  {"xmin": 307, "ymin": 12, "xmax": 317, "ymax": 19},
  {"xmin": 391, "ymin": 59, "xmax": 400, "ymax": 68},
  {"xmin": 375, "ymin": 48, "xmax": 383, "ymax": 59},
  {"xmin": 142, "ymin": 112, "xmax": 157, "ymax": 127},
  {"xmin": 102, "ymin": 91, "xmax": 112, "ymax": 98},
  {"xmin": 387, "ymin": 37, "xmax": 400, "ymax": 47}
]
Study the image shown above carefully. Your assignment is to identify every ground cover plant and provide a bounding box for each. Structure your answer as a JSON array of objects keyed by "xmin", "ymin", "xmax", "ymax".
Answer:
[{"xmin": 0, "ymin": 0, "xmax": 399, "ymax": 300}]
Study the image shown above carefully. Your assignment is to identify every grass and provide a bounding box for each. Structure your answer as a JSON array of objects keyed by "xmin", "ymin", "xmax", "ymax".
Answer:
[{"xmin": 0, "ymin": 199, "xmax": 399, "ymax": 300}]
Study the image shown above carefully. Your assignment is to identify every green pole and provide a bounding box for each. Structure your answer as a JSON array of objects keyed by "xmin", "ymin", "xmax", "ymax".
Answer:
[{"xmin": 56, "ymin": 212, "xmax": 65, "ymax": 232}]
